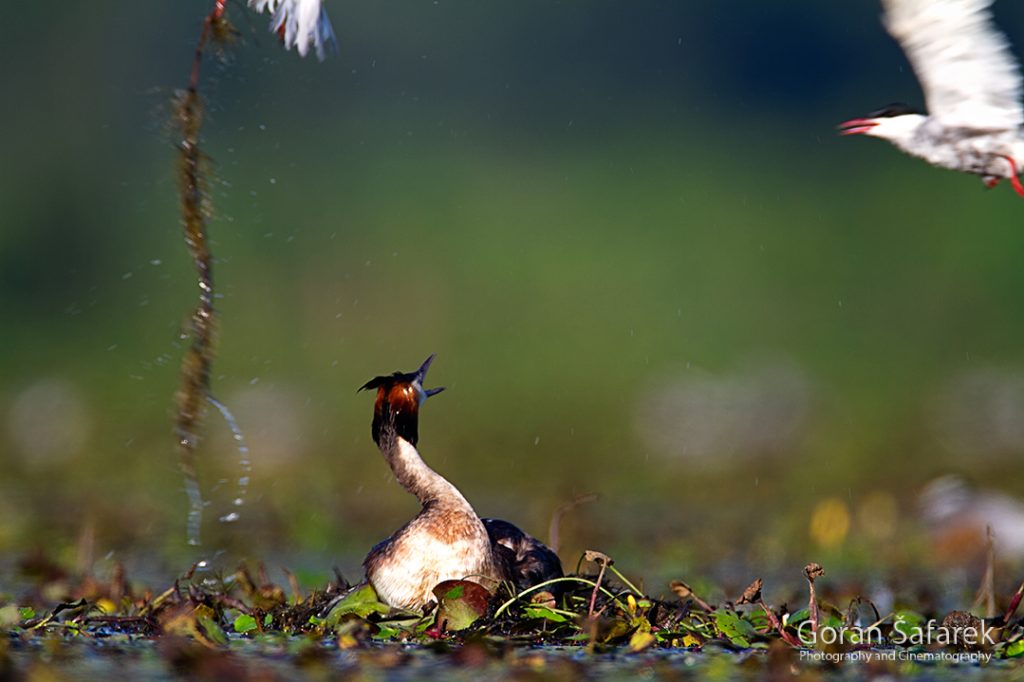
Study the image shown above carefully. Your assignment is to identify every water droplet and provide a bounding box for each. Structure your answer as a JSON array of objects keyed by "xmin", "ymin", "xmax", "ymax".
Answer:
[{"xmin": 207, "ymin": 395, "xmax": 252, "ymax": 529}]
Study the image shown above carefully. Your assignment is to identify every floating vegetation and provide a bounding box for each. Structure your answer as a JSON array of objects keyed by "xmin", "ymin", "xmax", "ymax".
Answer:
[{"xmin": 4, "ymin": 549, "xmax": 1024, "ymax": 678}]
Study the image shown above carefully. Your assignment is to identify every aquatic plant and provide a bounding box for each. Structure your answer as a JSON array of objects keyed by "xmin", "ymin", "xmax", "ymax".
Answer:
[{"xmin": 5, "ymin": 548, "xmax": 1024, "ymax": 678}]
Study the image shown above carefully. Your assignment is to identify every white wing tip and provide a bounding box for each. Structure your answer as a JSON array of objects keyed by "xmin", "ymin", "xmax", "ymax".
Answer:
[{"xmin": 248, "ymin": 0, "xmax": 337, "ymax": 61}]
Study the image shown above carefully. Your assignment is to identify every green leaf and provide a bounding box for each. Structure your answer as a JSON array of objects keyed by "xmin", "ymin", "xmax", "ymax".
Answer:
[
  {"xmin": 325, "ymin": 584, "xmax": 390, "ymax": 626},
  {"xmin": 383, "ymin": 615, "xmax": 422, "ymax": 628},
  {"xmin": 523, "ymin": 604, "xmax": 569, "ymax": 623},
  {"xmin": 714, "ymin": 610, "xmax": 756, "ymax": 648},
  {"xmin": 821, "ymin": 613, "xmax": 843, "ymax": 631},
  {"xmin": 787, "ymin": 608, "xmax": 809, "ymax": 625},
  {"xmin": 373, "ymin": 624, "xmax": 402, "ymax": 640},
  {"xmin": 263, "ymin": 613, "xmax": 272, "ymax": 627},
  {"xmin": 233, "ymin": 614, "xmax": 258, "ymax": 634},
  {"xmin": 1005, "ymin": 639, "xmax": 1024, "ymax": 658},
  {"xmin": 194, "ymin": 606, "xmax": 228, "ymax": 647},
  {"xmin": 893, "ymin": 610, "xmax": 925, "ymax": 640},
  {"xmin": 18, "ymin": 607, "xmax": 35, "ymax": 620},
  {"xmin": 747, "ymin": 609, "xmax": 769, "ymax": 630}
]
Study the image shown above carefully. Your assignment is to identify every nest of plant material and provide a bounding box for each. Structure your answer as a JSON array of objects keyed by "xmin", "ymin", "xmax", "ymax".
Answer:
[{"xmin": 6, "ymin": 547, "xmax": 1024, "ymax": 671}]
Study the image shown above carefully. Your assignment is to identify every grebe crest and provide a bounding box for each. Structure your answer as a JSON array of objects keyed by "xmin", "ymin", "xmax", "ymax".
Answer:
[{"xmin": 360, "ymin": 353, "xmax": 444, "ymax": 447}]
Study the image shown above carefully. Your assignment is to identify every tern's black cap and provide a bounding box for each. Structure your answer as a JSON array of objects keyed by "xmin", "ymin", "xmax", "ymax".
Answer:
[{"xmin": 866, "ymin": 102, "xmax": 922, "ymax": 118}]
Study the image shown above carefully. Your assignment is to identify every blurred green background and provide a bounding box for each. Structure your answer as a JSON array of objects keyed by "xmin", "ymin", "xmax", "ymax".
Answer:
[{"xmin": 4, "ymin": 1, "xmax": 1024, "ymax": 597}]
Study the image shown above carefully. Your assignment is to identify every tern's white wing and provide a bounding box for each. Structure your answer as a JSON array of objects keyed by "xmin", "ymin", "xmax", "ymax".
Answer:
[
  {"xmin": 883, "ymin": 0, "xmax": 1023, "ymax": 130},
  {"xmin": 249, "ymin": 0, "xmax": 336, "ymax": 61}
]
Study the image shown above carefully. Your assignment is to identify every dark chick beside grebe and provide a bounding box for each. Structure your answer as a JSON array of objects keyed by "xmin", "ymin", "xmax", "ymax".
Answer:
[{"xmin": 359, "ymin": 355, "xmax": 562, "ymax": 611}]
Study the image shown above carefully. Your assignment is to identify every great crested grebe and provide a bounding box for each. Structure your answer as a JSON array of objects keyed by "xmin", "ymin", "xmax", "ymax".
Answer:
[
  {"xmin": 360, "ymin": 355, "xmax": 563, "ymax": 611},
  {"xmin": 840, "ymin": 0, "xmax": 1024, "ymax": 196}
]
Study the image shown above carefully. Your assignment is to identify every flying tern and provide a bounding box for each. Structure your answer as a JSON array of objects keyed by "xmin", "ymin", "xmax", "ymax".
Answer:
[
  {"xmin": 840, "ymin": 0, "xmax": 1024, "ymax": 196},
  {"xmin": 249, "ymin": 0, "xmax": 336, "ymax": 60}
]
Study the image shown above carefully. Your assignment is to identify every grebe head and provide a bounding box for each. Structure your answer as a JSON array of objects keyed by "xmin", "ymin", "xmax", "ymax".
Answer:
[{"xmin": 359, "ymin": 354, "xmax": 445, "ymax": 446}]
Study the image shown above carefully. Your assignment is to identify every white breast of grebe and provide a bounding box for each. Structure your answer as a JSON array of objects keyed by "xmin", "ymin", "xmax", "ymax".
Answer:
[{"xmin": 367, "ymin": 512, "xmax": 496, "ymax": 611}]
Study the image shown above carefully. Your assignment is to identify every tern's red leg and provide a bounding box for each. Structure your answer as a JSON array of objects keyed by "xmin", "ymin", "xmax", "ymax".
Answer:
[
  {"xmin": 985, "ymin": 177, "xmax": 1001, "ymax": 189},
  {"xmin": 999, "ymin": 155, "xmax": 1024, "ymax": 197}
]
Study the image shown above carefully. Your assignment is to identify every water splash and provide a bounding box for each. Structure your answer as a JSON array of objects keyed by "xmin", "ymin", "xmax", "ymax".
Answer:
[
  {"xmin": 207, "ymin": 394, "xmax": 252, "ymax": 524},
  {"xmin": 179, "ymin": 394, "xmax": 249, "ymax": 548},
  {"xmin": 183, "ymin": 461, "xmax": 205, "ymax": 546}
]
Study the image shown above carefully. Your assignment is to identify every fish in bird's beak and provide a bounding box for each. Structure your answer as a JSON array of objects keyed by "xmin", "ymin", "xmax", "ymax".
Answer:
[
  {"xmin": 356, "ymin": 352, "xmax": 444, "ymax": 391},
  {"xmin": 358, "ymin": 354, "xmax": 445, "ymax": 397},
  {"xmin": 413, "ymin": 354, "xmax": 445, "ymax": 398},
  {"xmin": 837, "ymin": 118, "xmax": 879, "ymax": 136}
]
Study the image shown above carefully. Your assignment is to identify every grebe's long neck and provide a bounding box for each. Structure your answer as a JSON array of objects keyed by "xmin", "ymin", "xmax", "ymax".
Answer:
[
  {"xmin": 363, "ymin": 364, "xmax": 473, "ymax": 512},
  {"xmin": 378, "ymin": 427, "xmax": 473, "ymax": 511}
]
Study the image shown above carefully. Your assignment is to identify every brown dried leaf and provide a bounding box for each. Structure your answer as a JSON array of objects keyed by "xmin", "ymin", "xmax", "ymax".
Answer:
[
  {"xmin": 670, "ymin": 580, "xmax": 692, "ymax": 599},
  {"xmin": 432, "ymin": 580, "xmax": 490, "ymax": 632},
  {"xmin": 803, "ymin": 563, "xmax": 824, "ymax": 581},
  {"xmin": 583, "ymin": 550, "xmax": 613, "ymax": 567},
  {"xmin": 736, "ymin": 578, "xmax": 763, "ymax": 606},
  {"xmin": 530, "ymin": 590, "xmax": 557, "ymax": 609}
]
